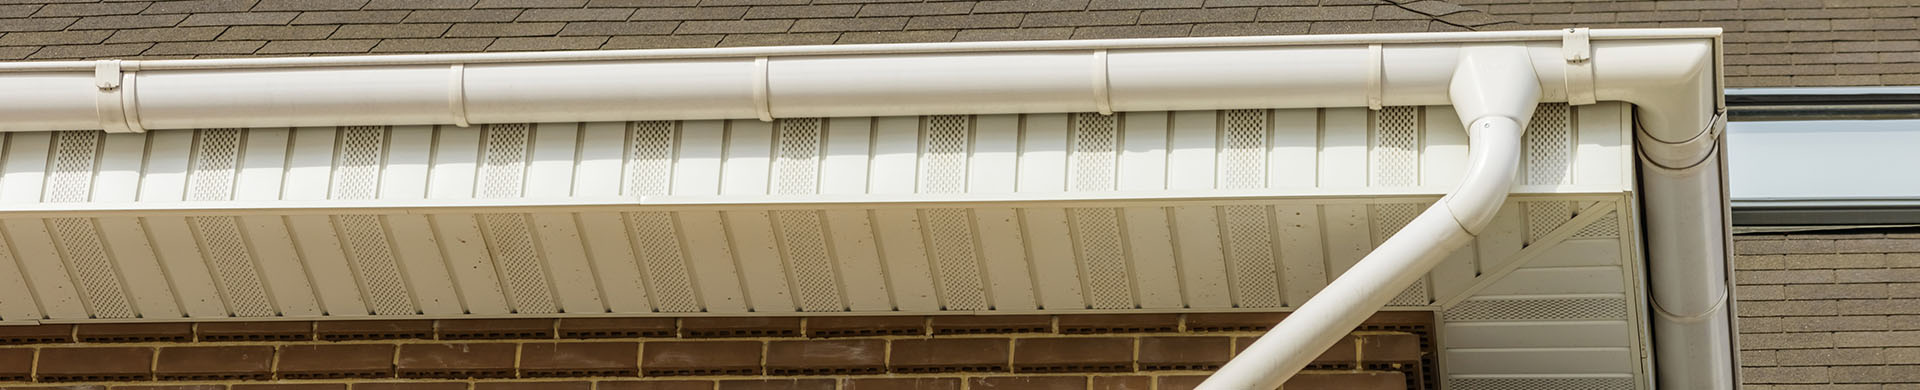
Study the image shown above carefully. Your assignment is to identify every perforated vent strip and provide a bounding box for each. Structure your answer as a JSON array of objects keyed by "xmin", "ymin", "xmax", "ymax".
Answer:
[
  {"xmin": 622, "ymin": 121, "xmax": 698, "ymax": 312},
  {"xmin": 770, "ymin": 118, "xmax": 843, "ymax": 312},
  {"xmin": 483, "ymin": 213, "xmax": 557, "ymax": 314},
  {"xmin": 338, "ymin": 215, "xmax": 415, "ymax": 316},
  {"xmin": 1372, "ymin": 203, "xmax": 1423, "ymax": 244},
  {"xmin": 1572, "ymin": 212, "xmax": 1621, "ymax": 239},
  {"xmin": 1526, "ymin": 201, "xmax": 1576, "ymax": 244},
  {"xmin": 925, "ymin": 209, "xmax": 986, "ymax": 311},
  {"xmin": 1445, "ymin": 297, "xmax": 1629, "ymax": 322},
  {"xmin": 193, "ymin": 216, "xmax": 275, "ymax": 317},
  {"xmin": 477, "ymin": 124, "xmax": 557, "ymax": 314},
  {"xmin": 187, "ymin": 128, "xmax": 276, "ymax": 317},
  {"xmin": 44, "ymin": 131, "xmax": 136, "ymax": 319},
  {"xmin": 1389, "ymin": 278, "xmax": 1430, "ymax": 306},
  {"xmin": 1073, "ymin": 208, "xmax": 1133, "ymax": 310},
  {"xmin": 1448, "ymin": 377, "xmax": 1635, "ymax": 390},
  {"xmin": 920, "ymin": 115, "xmax": 969, "ymax": 194},
  {"xmin": 481, "ymin": 124, "xmax": 531, "ymax": 199},
  {"xmin": 1071, "ymin": 113, "xmax": 1118, "ymax": 192},
  {"xmin": 50, "ymin": 218, "xmax": 133, "ymax": 319},
  {"xmin": 1372, "ymin": 107, "xmax": 1420, "ymax": 187},
  {"xmin": 331, "ymin": 126, "xmax": 386, "ymax": 200},
  {"xmin": 189, "ymin": 128, "xmax": 242, "ymax": 202},
  {"xmin": 47, "ymin": 131, "xmax": 98, "ymax": 203},
  {"xmin": 1221, "ymin": 109, "xmax": 1267, "ymax": 189},
  {"xmin": 1525, "ymin": 103, "xmax": 1573, "ymax": 186},
  {"xmin": 628, "ymin": 211, "xmax": 697, "ymax": 312},
  {"xmin": 774, "ymin": 118, "xmax": 822, "ymax": 195},
  {"xmin": 1223, "ymin": 205, "xmax": 1281, "ymax": 308},
  {"xmin": 626, "ymin": 121, "xmax": 675, "ymax": 197},
  {"xmin": 777, "ymin": 210, "xmax": 843, "ymax": 312}
]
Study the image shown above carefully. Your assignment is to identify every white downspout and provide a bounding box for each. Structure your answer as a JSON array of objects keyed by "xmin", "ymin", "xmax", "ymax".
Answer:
[{"xmin": 1196, "ymin": 45, "xmax": 1541, "ymax": 390}]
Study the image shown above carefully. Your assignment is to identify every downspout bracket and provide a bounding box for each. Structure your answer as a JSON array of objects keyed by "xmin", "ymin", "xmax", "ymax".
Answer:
[{"xmin": 1562, "ymin": 28, "xmax": 1597, "ymax": 106}]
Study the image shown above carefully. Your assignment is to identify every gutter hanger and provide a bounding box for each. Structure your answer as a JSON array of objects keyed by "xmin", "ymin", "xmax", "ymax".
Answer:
[{"xmin": 1196, "ymin": 45, "xmax": 1541, "ymax": 390}]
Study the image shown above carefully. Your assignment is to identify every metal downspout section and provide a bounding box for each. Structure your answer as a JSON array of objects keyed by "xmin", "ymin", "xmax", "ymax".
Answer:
[
  {"xmin": 1195, "ymin": 45, "xmax": 1541, "ymax": 390},
  {"xmin": 1637, "ymin": 90, "xmax": 1735, "ymax": 390}
]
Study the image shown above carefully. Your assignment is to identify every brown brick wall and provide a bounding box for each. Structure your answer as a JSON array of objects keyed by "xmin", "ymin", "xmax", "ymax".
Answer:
[
  {"xmin": 0, "ymin": 312, "xmax": 1432, "ymax": 390},
  {"xmin": 1733, "ymin": 231, "xmax": 1920, "ymax": 387},
  {"xmin": 1453, "ymin": 0, "xmax": 1920, "ymax": 88}
]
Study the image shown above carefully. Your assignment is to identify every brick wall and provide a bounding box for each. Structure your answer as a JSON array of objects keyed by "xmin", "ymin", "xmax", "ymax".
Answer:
[
  {"xmin": 1733, "ymin": 230, "xmax": 1920, "ymax": 387},
  {"xmin": 0, "ymin": 312, "xmax": 1432, "ymax": 390}
]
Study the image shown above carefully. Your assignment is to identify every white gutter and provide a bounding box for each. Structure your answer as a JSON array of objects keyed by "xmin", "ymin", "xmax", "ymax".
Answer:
[{"xmin": 0, "ymin": 29, "xmax": 1732, "ymax": 389}]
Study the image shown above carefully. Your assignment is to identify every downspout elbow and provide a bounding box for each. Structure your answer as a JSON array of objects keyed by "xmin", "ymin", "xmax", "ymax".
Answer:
[
  {"xmin": 1444, "ymin": 45, "xmax": 1541, "ymax": 234},
  {"xmin": 1194, "ymin": 45, "xmax": 1539, "ymax": 390}
]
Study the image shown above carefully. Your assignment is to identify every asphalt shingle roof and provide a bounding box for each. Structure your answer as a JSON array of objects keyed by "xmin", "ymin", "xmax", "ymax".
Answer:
[
  {"xmin": 0, "ymin": 0, "xmax": 1504, "ymax": 59},
  {"xmin": 0, "ymin": 0, "xmax": 1912, "ymax": 87}
]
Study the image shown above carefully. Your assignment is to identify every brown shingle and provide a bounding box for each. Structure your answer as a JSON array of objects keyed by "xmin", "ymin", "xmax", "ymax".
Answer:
[
  {"xmin": 144, "ymin": 0, "xmax": 256, "ymax": 14},
  {"xmin": 31, "ymin": 42, "xmax": 151, "ymax": 58},
  {"xmin": 373, "ymin": 37, "xmax": 497, "ymax": 52},
  {"xmin": 1257, "ymin": 6, "xmax": 1374, "ymax": 22},
  {"xmin": 365, "ymin": 0, "xmax": 480, "ymax": 10},
  {"xmin": 1021, "ymin": 10, "xmax": 1140, "ymax": 27},
  {"xmin": 476, "ymin": 0, "xmax": 589, "ymax": 8},
  {"xmin": 1140, "ymin": 8, "xmax": 1256, "ymax": 24},
  {"xmin": 974, "ymin": 0, "xmax": 1091, "ymax": 14},
  {"xmin": 676, "ymin": 19, "xmax": 794, "ymax": 34},
  {"xmin": 0, "ymin": 17, "xmax": 77, "ymax": 32},
  {"xmin": 34, "ymin": 2, "xmax": 151, "ymax": 17},
  {"xmin": 553, "ymin": 20, "xmax": 671, "ymax": 35},
  {"xmin": 905, "ymin": 14, "xmax": 1023, "ymax": 30},
  {"xmin": 333, "ymin": 24, "xmax": 453, "ymax": 39},
  {"xmin": 744, "ymin": 5, "xmax": 860, "ymax": 19},
  {"xmin": 488, "ymin": 36, "xmax": 608, "ymax": 50},
  {"xmin": 293, "ymin": 10, "xmax": 412, "ymax": 24},
  {"xmin": 1093, "ymin": 0, "xmax": 1202, "ymax": 10},
  {"xmin": 520, "ymin": 8, "xmax": 640, "ymax": 22},
  {"xmin": 71, "ymin": 14, "xmax": 186, "ymax": 30},
  {"xmin": 447, "ymin": 22, "xmax": 568, "ymax": 37},
  {"xmin": 259, "ymin": 39, "xmax": 380, "ymax": 53},
  {"xmin": 792, "ymin": 17, "xmax": 907, "ymax": 32},
  {"xmin": 0, "ymin": 30, "xmax": 112, "ymax": 46},
  {"xmin": 629, "ymin": 7, "xmax": 748, "ymax": 21},
  {"xmin": 603, "ymin": 34, "xmax": 721, "ymax": 49},
  {"xmin": 179, "ymin": 12, "xmax": 299, "ymax": 26},
  {"xmin": 254, "ymin": 0, "xmax": 371, "ymax": 11},
  {"xmin": 719, "ymin": 32, "xmax": 841, "ymax": 46},
  {"xmin": 219, "ymin": 25, "xmax": 339, "ymax": 40},
  {"xmin": 858, "ymin": 2, "xmax": 975, "ymax": 17},
  {"xmin": 404, "ymin": 9, "xmax": 525, "ymax": 23}
]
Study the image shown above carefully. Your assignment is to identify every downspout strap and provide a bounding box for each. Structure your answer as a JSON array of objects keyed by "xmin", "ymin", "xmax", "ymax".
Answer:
[
  {"xmin": 1635, "ymin": 109, "xmax": 1725, "ymax": 171},
  {"xmin": 1562, "ymin": 28, "xmax": 1596, "ymax": 106}
]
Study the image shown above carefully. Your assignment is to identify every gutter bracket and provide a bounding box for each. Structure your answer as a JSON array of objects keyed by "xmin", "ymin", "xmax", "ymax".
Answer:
[
  {"xmin": 449, "ymin": 64, "xmax": 471, "ymax": 128},
  {"xmin": 93, "ymin": 60, "xmax": 145, "ymax": 134},
  {"xmin": 1366, "ymin": 44, "xmax": 1384, "ymax": 110},
  {"xmin": 1093, "ymin": 49, "xmax": 1113, "ymax": 115},
  {"xmin": 1562, "ymin": 28, "xmax": 1597, "ymax": 106},
  {"xmin": 753, "ymin": 56, "xmax": 773, "ymax": 122}
]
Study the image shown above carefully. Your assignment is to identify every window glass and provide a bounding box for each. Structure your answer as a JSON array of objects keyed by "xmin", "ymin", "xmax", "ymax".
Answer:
[{"xmin": 1728, "ymin": 119, "xmax": 1920, "ymax": 200}]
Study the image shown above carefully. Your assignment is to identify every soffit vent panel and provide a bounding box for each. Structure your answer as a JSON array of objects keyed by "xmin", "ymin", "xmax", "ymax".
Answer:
[{"xmin": 0, "ymin": 104, "xmax": 1633, "ymax": 323}]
